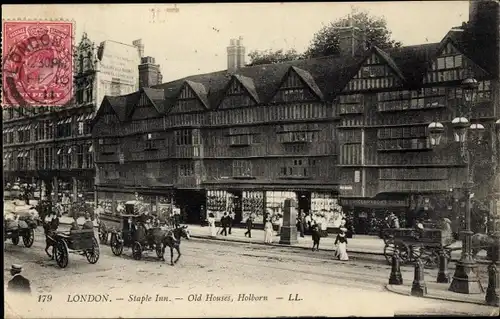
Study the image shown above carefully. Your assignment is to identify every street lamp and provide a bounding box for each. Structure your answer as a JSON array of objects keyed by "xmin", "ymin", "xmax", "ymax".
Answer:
[{"xmin": 426, "ymin": 76, "xmax": 484, "ymax": 294}]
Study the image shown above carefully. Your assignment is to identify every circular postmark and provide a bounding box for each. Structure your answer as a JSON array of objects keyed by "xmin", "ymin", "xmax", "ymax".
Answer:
[{"xmin": 2, "ymin": 21, "xmax": 74, "ymax": 107}]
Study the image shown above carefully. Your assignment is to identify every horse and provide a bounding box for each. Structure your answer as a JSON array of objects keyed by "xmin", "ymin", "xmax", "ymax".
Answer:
[
  {"xmin": 471, "ymin": 232, "xmax": 496, "ymax": 259},
  {"xmin": 133, "ymin": 224, "xmax": 190, "ymax": 265},
  {"xmin": 42, "ymin": 216, "xmax": 59, "ymax": 259}
]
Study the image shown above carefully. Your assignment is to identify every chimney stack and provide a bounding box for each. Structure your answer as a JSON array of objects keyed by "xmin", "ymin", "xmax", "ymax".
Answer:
[
  {"xmin": 335, "ymin": 15, "xmax": 367, "ymax": 57},
  {"xmin": 138, "ymin": 56, "xmax": 163, "ymax": 88},
  {"xmin": 133, "ymin": 39, "xmax": 145, "ymax": 59},
  {"xmin": 227, "ymin": 37, "xmax": 246, "ymax": 73}
]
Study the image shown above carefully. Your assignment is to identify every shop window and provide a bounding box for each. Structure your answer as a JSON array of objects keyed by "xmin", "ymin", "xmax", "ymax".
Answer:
[
  {"xmin": 232, "ymin": 160, "xmax": 252, "ymax": 177},
  {"xmin": 179, "ymin": 162, "xmax": 194, "ymax": 177}
]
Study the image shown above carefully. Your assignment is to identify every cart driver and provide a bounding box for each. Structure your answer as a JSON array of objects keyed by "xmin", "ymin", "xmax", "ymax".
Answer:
[{"xmin": 82, "ymin": 213, "xmax": 94, "ymax": 230}]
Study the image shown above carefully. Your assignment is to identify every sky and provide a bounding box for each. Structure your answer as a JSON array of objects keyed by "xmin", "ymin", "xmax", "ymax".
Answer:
[{"xmin": 3, "ymin": 2, "xmax": 470, "ymax": 83}]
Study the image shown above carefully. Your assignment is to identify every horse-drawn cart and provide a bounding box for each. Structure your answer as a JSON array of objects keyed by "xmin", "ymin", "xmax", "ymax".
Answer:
[
  {"xmin": 4, "ymin": 210, "xmax": 37, "ymax": 248},
  {"xmin": 109, "ymin": 214, "xmax": 164, "ymax": 260},
  {"xmin": 382, "ymin": 225, "xmax": 457, "ymax": 268},
  {"xmin": 51, "ymin": 229, "xmax": 100, "ymax": 268}
]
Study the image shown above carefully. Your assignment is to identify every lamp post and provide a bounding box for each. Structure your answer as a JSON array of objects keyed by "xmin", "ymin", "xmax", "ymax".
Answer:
[{"xmin": 428, "ymin": 76, "xmax": 486, "ymax": 294}]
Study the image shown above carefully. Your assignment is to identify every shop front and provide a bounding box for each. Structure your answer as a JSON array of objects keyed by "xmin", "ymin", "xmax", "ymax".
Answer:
[{"xmin": 339, "ymin": 198, "xmax": 410, "ymax": 236}]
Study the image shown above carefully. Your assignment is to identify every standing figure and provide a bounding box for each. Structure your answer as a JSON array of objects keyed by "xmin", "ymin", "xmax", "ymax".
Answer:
[
  {"xmin": 334, "ymin": 227, "xmax": 349, "ymax": 261},
  {"xmin": 219, "ymin": 212, "xmax": 228, "ymax": 236},
  {"xmin": 277, "ymin": 215, "xmax": 283, "ymax": 236},
  {"xmin": 200, "ymin": 205, "xmax": 206, "ymax": 227},
  {"xmin": 264, "ymin": 218, "xmax": 274, "ymax": 244},
  {"xmin": 297, "ymin": 210, "xmax": 305, "ymax": 238},
  {"xmin": 228, "ymin": 211, "xmax": 234, "ymax": 235},
  {"xmin": 304, "ymin": 213, "xmax": 312, "ymax": 234},
  {"xmin": 208, "ymin": 213, "xmax": 217, "ymax": 237},
  {"xmin": 244, "ymin": 214, "xmax": 253, "ymax": 238},
  {"xmin": 311, "ymin": 222, "xmax": 321, "ymax": 251},
  {"xmin": 7, "ymin": 264, "xmax": 31, "ymax": 294}
]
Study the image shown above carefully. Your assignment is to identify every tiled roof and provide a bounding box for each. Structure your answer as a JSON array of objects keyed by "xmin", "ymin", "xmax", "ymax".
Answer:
[{"xmin": 102, "ymin": 29, "xmax": 492, "ymax": 120}]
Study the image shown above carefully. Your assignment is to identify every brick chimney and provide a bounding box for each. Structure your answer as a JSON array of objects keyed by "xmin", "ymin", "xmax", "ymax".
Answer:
[
  {"xmin": 138, "ymin": 56, "xmax": 163, "ymax": 88},
  {"xmin": 133, "ymin": 39, "xmax": 145, "ymax": 59},
  {"xmin": 227, "ymin": 36, "xmax": 246, "ymax": 73},
  {"xmin": 335, "ymin": 15, "xmax": 368, "ymax": 57}
]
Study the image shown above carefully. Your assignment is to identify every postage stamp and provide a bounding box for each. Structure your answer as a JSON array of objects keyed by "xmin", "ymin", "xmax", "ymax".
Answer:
[{"xmin": 2, "ymin": 20, "xmax": 74, "ymax": 107}]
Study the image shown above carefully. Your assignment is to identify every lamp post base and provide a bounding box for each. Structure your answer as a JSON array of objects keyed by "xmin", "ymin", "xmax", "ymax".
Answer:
[{"xmin": 448, "ymin": 258, "xmax": 484, "ymax": 294}]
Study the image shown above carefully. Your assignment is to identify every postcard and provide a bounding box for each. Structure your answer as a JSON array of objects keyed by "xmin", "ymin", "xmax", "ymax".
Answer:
[{"xmin": 2, "ymin": 2, "xmax": 500, "ymax": 318}]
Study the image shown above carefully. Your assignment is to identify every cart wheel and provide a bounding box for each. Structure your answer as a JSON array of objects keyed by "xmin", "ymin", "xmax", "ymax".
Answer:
[
  {"xmin": 422, "ymin": 250, "xmax": 440, "ymax": 269},
  {"xmin": 11, "ymin": 234, "xmax": 19, "ymax": 245},
  {"xmin": 110, "ymin": 233, "xmax": 123, "ymax": 256},
  {"xmin": 156, "ymin": 243, "xmax": 164, "ymax": 259},
  {"xmin": 55, "ymin": 240, "xmax": 69, "ymax": 268},
  {"xmin": 132, "ymin": 242, "xmax": 142, "ymax": 260},
  {"xmin": 86, "ymin": 237, "xmax": 100, "ymax": 264},
  {"xmin": 22, "ymin": 229, "xmax": 35, "ymax": 248},
  {"xmin": 384, "ymin": 240, "xmax": 410, "ymax": 265}
]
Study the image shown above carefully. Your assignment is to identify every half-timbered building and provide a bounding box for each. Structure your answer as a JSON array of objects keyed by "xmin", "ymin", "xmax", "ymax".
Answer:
[{"xmin": 92, "ymin": 0, "xmax": 499, "ymax": 231}]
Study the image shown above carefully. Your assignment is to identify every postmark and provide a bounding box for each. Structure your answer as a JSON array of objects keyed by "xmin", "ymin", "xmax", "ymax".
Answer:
[{"xmin": 2, "ymin": 20, "xmax": 74, "ymax": 107}]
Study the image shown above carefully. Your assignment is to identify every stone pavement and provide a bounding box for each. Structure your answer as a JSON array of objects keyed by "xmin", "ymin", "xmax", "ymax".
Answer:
[{"xmin": 386, "ymin": 278, "xmax": 497, "ymax": 308}]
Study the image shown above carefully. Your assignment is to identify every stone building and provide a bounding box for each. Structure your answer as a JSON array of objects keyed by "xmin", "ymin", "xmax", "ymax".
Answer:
[{"xmin": 2, "ymin": 33, "xmax": 161, "ymax": 203}]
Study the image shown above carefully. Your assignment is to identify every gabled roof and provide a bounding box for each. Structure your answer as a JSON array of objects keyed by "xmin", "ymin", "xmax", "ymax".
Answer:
[
  {"xmin": 372, "ymin": 46, "xmax": 406, "ymax": 82},
  {"xmin": 233, "ymin": 74, "xmax": 260, "ymax": 103},
  {"xmin": 290, "ymin": 66, "xmax": 324, "ymax": 100},
  {"xmin": 142, "ymin": 87, "xmax": 166, "ymax": 113},
  {"xmin": 185, "ymin": 80, "xmax": 210, "ymax": 109}
]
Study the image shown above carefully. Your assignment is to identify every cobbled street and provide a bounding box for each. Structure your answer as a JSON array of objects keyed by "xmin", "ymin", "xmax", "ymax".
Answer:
[{"xmin": 4, "ymin": 228, "xmax": 499, "ymax": 318}]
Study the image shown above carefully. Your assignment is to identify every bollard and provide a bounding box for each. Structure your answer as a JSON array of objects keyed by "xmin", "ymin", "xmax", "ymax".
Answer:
[
  {"xmin": 436, "ymin": 250, "xmax": 450, "ymax": 283},
  {"xmin": 411, "ymin": 258, "xmax": 427, "ymax": 297},
  {"xmin": 485, "ymin": 263, "xmax": 499, "ymax": 307},
  {"xmin": 389, "ymin": 249, "xmax": 403, "ymax": 285}
]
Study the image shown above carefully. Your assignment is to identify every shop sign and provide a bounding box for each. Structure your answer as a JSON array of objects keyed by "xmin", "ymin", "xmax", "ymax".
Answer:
[
  {"xmin": 340, "ymin": 185, "xmax": 353, "ymax": 190},
  {"xmin": 340, "ymin": 198, "xmax": 409, "ymax": 208}
]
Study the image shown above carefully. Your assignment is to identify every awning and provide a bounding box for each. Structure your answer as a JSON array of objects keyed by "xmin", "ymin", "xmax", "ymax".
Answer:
[
  {"xmin": 4, "ymin": 153, "xmax": 10, "ymax": 159},
  {"xmin": 26, "ymin": 124, "xmax": 32, "ymax": 130},
  {"xmin": 65, "ymin": 118, "xmax": 72, "ymax": 124},
  {"xmin": 17, "ymin": 152, "xmax": 23, "ymax": 158},
  {"xmin": 57, "ymin": 119, "xmax": 64, "ymax": 125},
  {"xmin": 88, "ymin": 145, "xmax": 93, "ymax": 152},
  {"xmin": 77, "ymin": 115, "xmax": 85, "ymax": 121},
  {"xmin": 57, "ymin": 148, "xmax": 62, "ymax": 155},
  {"xmin": 67, "ymin": 147, "xmax": 72, "ymax": 154},
  {"xmin": 86, "ymin": 114, "xmax": 93, "ymax": 120},
  {"xmin": 23, "ymin": 151, "xmax": 30, "ymax": 157}
]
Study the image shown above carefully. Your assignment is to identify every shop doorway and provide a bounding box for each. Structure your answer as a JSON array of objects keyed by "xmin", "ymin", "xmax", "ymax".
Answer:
[
  {"xmin": 228, "ymin": 190, "xmax": 243, "ymax": 224},
  {"xmin": 175, "ymin": 189, "xmax": 206, "ymax": 224},
  {"xmin": 296, "ymin": 191, "xmax": 311, "ymax": 214}
]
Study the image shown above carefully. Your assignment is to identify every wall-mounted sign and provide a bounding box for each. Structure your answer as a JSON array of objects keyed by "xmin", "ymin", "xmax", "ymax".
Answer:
[
  {"xmin": 340, "ymin": 198, "xmax": 409, "ymax": 208},
  {"xmin": 340, "ymin": 185, "xmax": 353, "ymax": 190},
  {"xmin": 354, "ymin": 170, "xmax": 361, "ymax": 183}
]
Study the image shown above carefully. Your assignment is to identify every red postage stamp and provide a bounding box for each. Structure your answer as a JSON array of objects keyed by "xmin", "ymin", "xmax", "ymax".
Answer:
[{"xmin": 2, "ymin": 20, "xmax": 74, "ymax": 107}]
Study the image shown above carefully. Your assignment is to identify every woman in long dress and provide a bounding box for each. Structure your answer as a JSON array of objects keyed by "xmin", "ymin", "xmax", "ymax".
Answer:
[
  {"xmin": 334, "ymin": 227, "xmax": 349, "ymax": 261},
  {"xmin": 208, "ymin": 213, "xmax": 217, "ymax": 237},
  {"xmin": 264, "ymin": 218, "xmax": 274, "ymax": 244}
]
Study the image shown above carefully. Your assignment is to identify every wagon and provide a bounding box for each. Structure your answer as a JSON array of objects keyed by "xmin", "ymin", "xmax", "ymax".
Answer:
[
  {"xmin": 4, "ymin": 212, "xmax": 37, "ymax": 248},
  {"xmin": 382, "ymin": 226, "xmax": 457, "ymax": 268},
  {"xmin": 109, "ymin": 214, "xmax": 164, "ymax": 261},
  {"xmin": 51, "ymin": 229, "xmax": 100, "ymax": 268}
]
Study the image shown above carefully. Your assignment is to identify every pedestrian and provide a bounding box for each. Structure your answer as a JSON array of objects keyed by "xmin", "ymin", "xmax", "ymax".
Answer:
[
  {"xmin": 7, "ymin": 264, "xmax": 31, "ymax": 294},
  {"xmin": 244, "ymin": 214, "xmax": 253, "ymax": 238},
  {"xmin": 277, "ymin": 215, "xmax": 283, "ymax": 236},
  {"xmin": 219, "ymin": 212, "xmax": 228, "ymax": 236},
  {"xmin": 297, "ymin": 210, "xmax": 305, "ymax": 238},
  {"xmin": 264, "ymin": 217, "xmax": 273, "ymax": 244},
  {"xmin": 334, "ymin": 227, "xmax": 349, "ymax": 261},
  {"xmin": 208, "ymin": 213, "xmax": 217, "ymax": 237},
  {"xmin": 228, "ymin": 211, "xmax": 234, "ymax": 235},
  {"xmin": 311, "ymin": 222, "xmax": 321, "ymax": 251},
  {"xmin": 82, "ymin": 213, "xmax": 94, "ymax": 230},
  {"xmin": 200, "ymin": 205, "xmax": 206, "ymax": 227},
  {"xmin": 304, "ymin": 213, "xmax": 312, "ymax": 234}
]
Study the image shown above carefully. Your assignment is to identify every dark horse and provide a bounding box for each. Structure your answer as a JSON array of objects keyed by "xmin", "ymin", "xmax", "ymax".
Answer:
[
  {"xmin": 43, "ymin": 216, "xmax": 60, "ymax": 259},
  {"xmin": 134, "ymin": 225, "xmax": 190, "ymax": 265}
]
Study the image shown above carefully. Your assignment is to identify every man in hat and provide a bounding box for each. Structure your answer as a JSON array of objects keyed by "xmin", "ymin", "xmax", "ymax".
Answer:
[{"xmin": 7, "ymin": 264, "xmax": 31, "ymax": 294}]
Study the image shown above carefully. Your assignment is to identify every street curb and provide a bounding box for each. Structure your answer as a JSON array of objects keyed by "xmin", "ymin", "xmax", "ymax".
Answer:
[
  {"xmin": 189, "ymin": 234, "xmax": 492, "ymax": 265},
  {"xmin": 384, "ymin": 284, "xmax": 493, "ymax": 307},
  {"xmin": 189, "ymin": 234, "xmax": 384, "ymax": 261}
]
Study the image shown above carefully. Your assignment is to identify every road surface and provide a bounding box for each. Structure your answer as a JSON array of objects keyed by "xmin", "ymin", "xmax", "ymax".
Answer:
[{"xmin": 4, "ymin": 227, "xmax": 498, "ymax": 318}]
